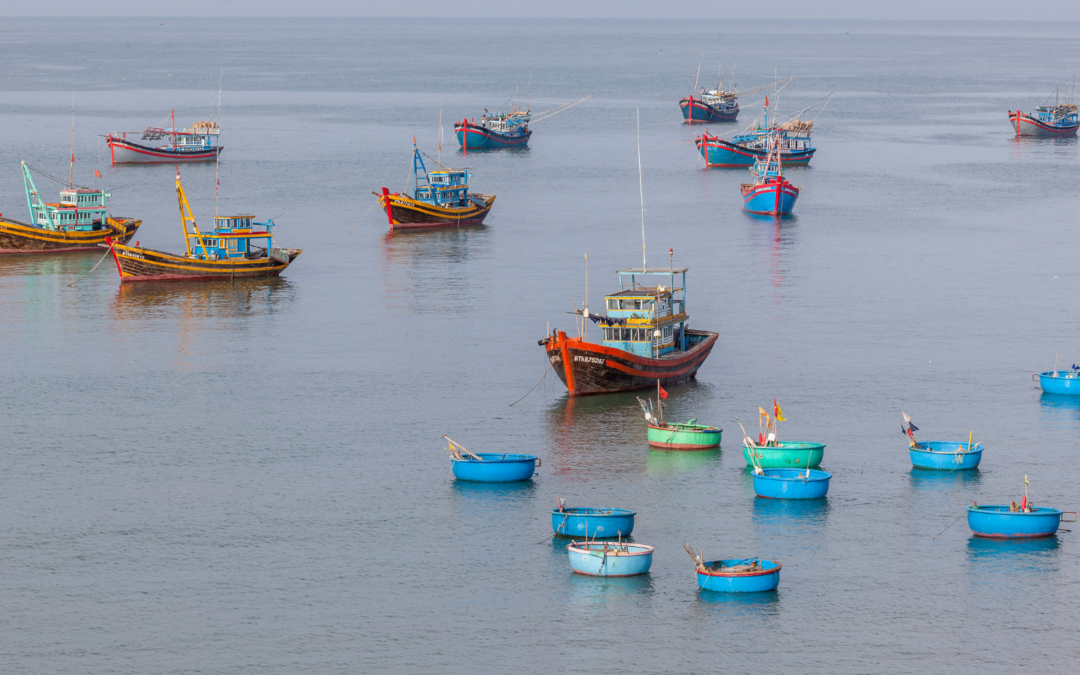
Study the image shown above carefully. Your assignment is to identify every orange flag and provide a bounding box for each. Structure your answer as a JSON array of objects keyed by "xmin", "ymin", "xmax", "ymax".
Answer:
[
  {"xmin": 774, "ymin": 399, "xmax": 785, "ymax": 421},
  {"xmin": 659, "ymin": 386, "xmax": 668, "ymax": 400},
  {"xmin": 94, "ymin": 169, "xmax": 101, "ymax": 178}
]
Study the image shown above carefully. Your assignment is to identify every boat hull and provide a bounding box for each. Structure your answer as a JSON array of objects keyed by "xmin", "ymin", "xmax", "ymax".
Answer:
[
  {"xmin": 567, "ymin": 543, "xmax": 653, "ymax": 576},
  {"xmin": 680, "ymin": 97, "xmax": 739, "ymax": 123},
  {"xmin": 646, "ymin": 423, "xmax": 721, "ymax": 449},
  {"xmin": 0, "ymin": 217, "xmax": 140, "ymax": 254},
  {"xmin": 697, "ymin": 137, "xmax": 815, "ymax": 168},
  {"xmin": 542, "ymin": 329, "xmax": 718, "ymax": 396},
  {"xmin": 753, "ymin": 468, "xmax": 832, "ymax": 499},
  {"xmin": 743, "ymin": 442, "xmax": 825, "ymax": 469},
  {"xmin": 107, "ymin": 137, "xmax": 222, "ymax": 163},
  {"xmin": 454, "ymin": 121, "xmax": 531, "ymax": 149},
  {"xmin": 741, "ymin": 180, "xmax": 799, "ymax": 215},
  {"xmin": 967, "ymin": 506, "xmax": 1063, "ymax": 539},
  {"xmin": 1008, "ymin": 112, "xmax": 1079, "ymax": 137},
  {"xmin": 377, "ymin": 189, "xmax": 496, "ymax": 230},
  {"xmin": 109, "ymin": 242, "xmax": 301, "ymax": 282},
  {"xmin": 697, "ymin": 559, "xmax": 781, "ymax": 592},
  {"xmin": 451, "ymin": 453, "xmax": 538, "ymax": 482},
  {"xmin": 551, "ymin": 508, "xmax": 635, "ymax": 539},
  {"xmin": 1037, "ymin": 371, "xmax": 1080, "ymax": 395},
  {"xmin": 910, "ymin": 441, "xmax": 983, "ymax": 470}
]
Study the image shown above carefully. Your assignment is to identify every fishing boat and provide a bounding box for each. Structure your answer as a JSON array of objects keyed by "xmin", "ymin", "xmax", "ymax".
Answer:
[
  {"xmin": 0, "ymin": 162, "xmax": 140, "ymax": 254},
  {"xmin": 737, "ymin": 402, "xmax": 825, "ymax": 469},
  {"xmin": 107, "ymin": 169, "xmax": 300, "ymax": 282},
  {"xmin": 551, "ymin": 503, "xmax": 636, "ymax": 539},
  {"xmin": 967, "ymin": 505, "xmax": 1074, "ymax": 538},
  {"xmin": 695, "ymin": 96, "xmax": 821, "ymax": 167},
  {"xmin": 752, "ymin": 468, "xmax": 832, "ymax": 499},
  {"xmin": 1008, "ymin": 89, "xmax": 1079, "ymax": 137},
  {"xmin": 740, "ymin": 135, "xmax": 799, "ymax": 215},
  {"xmin": 567, "ymin": 541, "xmax": 654, "ymax": 577},
  {"xmin": 684, "ymin": 544, "xmax": 781, "ymax": 592},
  {"xmin": 454, "ymin": 104, "xmax": 532, "ymax": 149},
  {"xmin": 637, "ymin": 382, "xmax": 721, "ymax": 449},
  {"xmin": 107, "ymin": 110, "xmax": 222, "ymax": 163},
  {"xmin": 681, "ymin": 89, "xmax": 739, "ymax": 123},
  {"xmin": 375, "ymin": 141, "xmax": 495, "ymax": 230},
  {"xmin": 1035, "ymin": 366, "xmax": 1080, "ymax": 395},
  {"xmin": 901, "ymin": 414, "xmax": 983, "ymax": 470},
  {"xmin": 444, "ymin": 436, "xmax": 539, "ymax": 482}
]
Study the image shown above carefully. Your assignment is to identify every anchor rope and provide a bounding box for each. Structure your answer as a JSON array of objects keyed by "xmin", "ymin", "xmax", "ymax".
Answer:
[
  {"xmin": 66, "ymin": 238, "xmax": 116, "ymax": 287},
  {"xmin": 509, "ymin": 360, "xmax": 552, "ymax": 406}
]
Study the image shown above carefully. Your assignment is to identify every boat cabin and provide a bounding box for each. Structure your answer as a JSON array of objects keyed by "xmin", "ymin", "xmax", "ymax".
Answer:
[
  {"xmin": 415, "ymin": 169, "xmax": 471, "ymax": 207},
  {"xmin": 1033, "ymin": 104, "xmax": 1079, "ymax": 127},
  {"xmin": 189, "ymin": 215, "xmax": 274, "ymax": 260},
  {"xmin": 21, "ymin": 163, "xmax": 110, "ymax": 231},
  {"xmin": 598, "ymin": 267, "xmax": 689, "ymax": 358}
]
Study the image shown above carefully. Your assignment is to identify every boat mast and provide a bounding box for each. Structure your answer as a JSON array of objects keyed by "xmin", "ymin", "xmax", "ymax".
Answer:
[
  {"xmin": 636, "ymin": 108, "xmax": 646, "ymax": 270},
  {"xmin": 175, "ymin": 168, "xmax": 210, "ymax": 259},
  {"xmin": 171, "ymin": 109, "xmax": 176, "ymax": 149},
  {"xmin": 693, "ymin": 56, "xmax": 702, "ymax": 94},
  {"xmin": 69, "ymin": 93, "xmax": 75, "ymax": 189},
  {"xmin": 22, "ymin": 162, "xmax": 57, "ymax": 231}
]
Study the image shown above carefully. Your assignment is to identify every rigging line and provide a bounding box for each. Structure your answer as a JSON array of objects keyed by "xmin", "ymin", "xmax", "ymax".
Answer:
[
  {"xmin": 932, "ymin": 513, "xmax": 966, "ymax": 540},
  {"xmin": 66, "ymin": 240, "xmax": 116, "ymax": 287},
  {"xmin": 25, "ymin": 163, "xmax": 88, "ymax": 189},
  {"xmin": 509, "ymin": 360, "xmax": 552, "ymax": 406},
  {"xmin": 347, "ymin": 198, "xmax": 380, "ymax": 233}
]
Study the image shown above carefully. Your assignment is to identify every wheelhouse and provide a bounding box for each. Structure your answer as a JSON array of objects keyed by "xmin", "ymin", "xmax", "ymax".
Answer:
[
  {"xmin": 22, "ymin": 162, "xmax": 110, "ymax": 231},
  {"xmin": 598, "ymin": 267, "xmax": 689, "ymax": 358},
  {"xmin": 410, "ymin": 144, "xmax": 473, "ymax": 208},
  {"xmin": 188, "ymin": 214, "xmax": 274, "ymax": 261}
]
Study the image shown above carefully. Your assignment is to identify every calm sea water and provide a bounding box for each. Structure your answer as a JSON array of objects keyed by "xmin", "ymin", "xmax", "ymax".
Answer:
[{"xmin": 2, "ymin": 18, "xmax": 1080, "ymax": 674}]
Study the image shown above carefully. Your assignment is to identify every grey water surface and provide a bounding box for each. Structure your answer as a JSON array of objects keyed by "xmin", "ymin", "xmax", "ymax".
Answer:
[{"xmin": 1, "ymin": 18, "xmax": 1079, "ymax": 674}]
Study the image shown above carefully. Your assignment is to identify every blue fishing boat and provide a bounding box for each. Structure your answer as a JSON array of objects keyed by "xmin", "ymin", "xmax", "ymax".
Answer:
[
  {"xmin": 551, "ymin": 505, "xmax": 635, "ymax": 539},
  {"xmin": 684, "ymin": 544, "xmax": 780, "ymax": 592},
  {"xmin": 901, "ymin": 415, "xmax": 983, "ymax": 470},
  {"xmin": 740, "ymin": 136, "xmax": 799, "ymax": 215},
  {"xmin": 1036, "ymin": 367, "xmax": 1080, "ymax": 395},
  {"xmin": 696, "ymin": 106, "xmax": 815, "ymax": 168},
  {"xmin": 566, "ymin": 541, "xmax": 654, "ymax": 577},
  {"xmin": 681, "ymin": 89, "xmax": 739, "ymax": 123},
  {"xmin": 455, "ymin": 103, "xmax": 532, "ymax": 149},
  {"xmin": 1008, "ymin": 90, "xmax": 1078, "ymax": 137},
  {"xmin": 445, "ymin": 436, "xmax": 538, "ymax": 482},
  {"xmin": 968, "ymin": 505, "xmax": 1074, "ymax": 538},
  {"xmin": 752, "ymin": 468, "xmax": 831, "ymax": 499}
]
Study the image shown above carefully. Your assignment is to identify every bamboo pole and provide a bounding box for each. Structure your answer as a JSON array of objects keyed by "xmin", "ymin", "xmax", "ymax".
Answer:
[{"xmin": 443, "ymin": 435, "xmax": 482, "ymax": 460}]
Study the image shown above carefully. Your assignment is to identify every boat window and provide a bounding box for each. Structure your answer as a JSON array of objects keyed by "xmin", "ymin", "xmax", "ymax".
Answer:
[{"xmin": 607, "ymin": 299, "xmax": 617, "ymax": 310}]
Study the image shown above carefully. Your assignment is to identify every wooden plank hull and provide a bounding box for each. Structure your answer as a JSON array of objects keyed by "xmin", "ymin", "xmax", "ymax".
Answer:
[
  {"xmin": 1008, "ymin": 111, "xmax": 1079, "ymax": 137},
  {"xmin": 542, "ymin": 329, "xmax": 718, "ymax": 396},
  {"xmin": 107, "ymin": 137, "xmax": 223, "ymax": 163},
  {"xmin": 109, "ymin": 242, "xmax": 301, "ymax": 282},
  {"xmin": 0, "ymin": 217, "xmax": 140, "ymax": 254},
  {"xmin": 377, "ymin": 190, "xmax": 496, "ymax": 230}
]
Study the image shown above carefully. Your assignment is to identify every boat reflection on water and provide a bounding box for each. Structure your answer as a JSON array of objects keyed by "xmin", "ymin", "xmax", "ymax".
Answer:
[
  {"xmin": 692, "ymin": 583, "xmax": 780, "ymax": 624},
  {"xmin": 1039, "ymin": 392, "xmax": 1080, "ymax": 416},
  {"xmin": 379, "ymin": 226, "xmax": 492, "ymax": 316},
  {"xmin": 543, "ymin": 392, "xmax": 649, "ymax": 478},
  {"xmin": 908, "ymin": 467, "xmax": 982, "ymax": 492},
  {"xmin": 750, "ymin": 479, "xmax": 831, "ymax": 532},
  {"xmin": 647, "ymin": 447, "xmax": 721, "ymax": 475},
  {"xmin": 0, "ymin": 248, "xmax": 102, "ymax": 279},
  {"xmin": 565, "ymin": 569, "xmax": 655, "ymax": 609},
  {"xmin": 966, "ymin": 535, "xmax": 1061, "ymax": 568},
  {"xmin": 112, "ymin": 276, "xmax": 295, "ymax": 321},
  {"xmin": 745, "ymin": 213, "xmax": 795, "ymax": 306}
]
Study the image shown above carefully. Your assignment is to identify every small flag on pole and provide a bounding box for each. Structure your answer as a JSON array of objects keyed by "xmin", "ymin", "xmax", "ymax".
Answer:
[
  {"xmin": 764, "ymin": 95, "xmax": 769, "ymax": 107},
  {"xmin": 908, "ymin": 423, "xmax": 919, "ymax": 432},
  {"xmin": 1025, "ymin": 475, "xmax": 1029, "ymax": 486},
  {"xmin": 774, "ymin": 399, "xmax": 785, "ymax": 421},
  {"xmin": 658, "ymin": 386, "xmax": 668, "ymax": 400},
  {"xmin": 94, "ymin": 169, "xmax": 101, "ymax": 178}
]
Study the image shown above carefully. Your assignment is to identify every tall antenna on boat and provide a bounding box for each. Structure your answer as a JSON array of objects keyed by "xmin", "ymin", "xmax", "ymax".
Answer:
[
  {"xmin": 693, "ymin": 55, "xmax": 702, "ymax": 94},
  {"xmin": 438, "ymin": 95, "xmax": 444, "ymax": 167},
  {"xmin": 637, "ymin": 107, "xmax": 647, "ymax": 270},
  {"xmin": 214, "ymin": 143, "xmax": 220, "ymax": 217},
  {"xmin": 69, "ymin": 92, "xmax": 75, "ymax": 189},
  {"xmin": 527, "ymin": 71, "xmax": 532, "ymax": 111},
  {"xmin": 731, "ymin": 62, "xmax": 736, "ymax": 93},
  {"xmin": 717, "ymin": 63, "xmax": 723, "ymax": 91},
  {"xmin": 217, "ymin": 69, "xmax": 223, "ymax": 126},
  {"xmin": 584, "ymin": 253, "xmax": 589, "ymax": 341}
]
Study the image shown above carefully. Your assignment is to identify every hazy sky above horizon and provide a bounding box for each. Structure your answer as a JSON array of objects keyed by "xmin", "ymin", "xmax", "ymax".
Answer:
[{"xmin": 4, "ymin": 1, "xmax": 1080, "ymax": 21}]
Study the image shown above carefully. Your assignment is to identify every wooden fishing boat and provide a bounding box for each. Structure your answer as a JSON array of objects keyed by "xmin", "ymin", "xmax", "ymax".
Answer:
[
  {"xmin": 551, "ymin": 506, "xmax": 635, "ymax": 539},
  {"xmin": 741, "ymin": 134, "xmax": 799, "ymax": 215},
  {"xmin": 375, "ymin": 141, "xmax": 495, "ymax": 230},
  {"xmin": 107, "ymin": 110, "xmax": 222, "ymax": 163},
  {"xmin": 685, "ymin": 544, "xmax": 780, "ymax": 592},
  {"xmin": 0, "ymin": 162, "xmax": 140, "ymax": 254},
  {"xmin": 753, "ymin": 468, "xmax": 831, "ymax": 499},
  {"xmin": 681, "ymin": 89, "xmax": 739, "ymax": 123},
  {"xmin": 1008, "ymin": 102, "xmax": 1078, "ymax": 137},
  {"xmin": 108, "ymin": 169, "xmax": 300, "ymax": 282},
  {"xmin": 968, "ymin": 505, "xmax": 1074, "ymax": 539},
  {"xmin": 567, "ymin": 541, "xmax": 654, "ymax": 577},
  {"xmin": 455, "ymin": 104, "xmax": 532, "ymax": 149},
  {"xmin": 1035, "ymin": 368, "xmax": 1080, "ymax": 395},
  {"xmin": 541, "ymin": 266, "xmax": 718, "ymax": 396},
  {"xmin": 444, "ymin": 436, "xmax": 539, "ymax": 482}
]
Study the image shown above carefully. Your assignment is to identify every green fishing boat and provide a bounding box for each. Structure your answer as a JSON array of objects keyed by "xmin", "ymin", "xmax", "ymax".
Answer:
[
  {"xmin": 647, "ymin": 419, "xmax": 722, "ymax": 450},
  {"xmin": 742, "ymin": 442, "xmax": 825, "ymax": 469},
  {"xmin": 637, "ymin": 383, "xmax": 721, "ymax": 450}
]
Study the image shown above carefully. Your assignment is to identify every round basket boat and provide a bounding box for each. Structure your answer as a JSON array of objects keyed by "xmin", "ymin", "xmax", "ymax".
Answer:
[
  {"xmin": 910, "ymin": 441, "xmax": 983, "ymax": 470},
  {"xmin": 451, "ymin": 453, "xmax": 539, "ymax": 482},
  {"xmin": 752, "ymin": 468, "xmax": 832, "ymax": 499},
  {"xmin": 696, "ymin": 559, "xmax": 781, "ymax": 593},
  {"xmin": 566, "ymin": 541, "xmax": 654, "ymax": 576},
  {"xmin": 647, "ymin": 420, "xmax": 722, "ymax": 450},
  {"xmin": 1036, "ymin": 371, "xmax": 1080, "ymax": 395},
  {"xmin": 967, "ymin": 505, "xmax": 1073, "ymax": 539},
  {"xmin": 743, "ymin": 442, "xmax": 825, "ymax": 469},
  {"xmin": 551, "ymin": 507, "xmax": 635, "ymax": 539}
]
